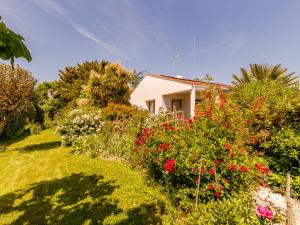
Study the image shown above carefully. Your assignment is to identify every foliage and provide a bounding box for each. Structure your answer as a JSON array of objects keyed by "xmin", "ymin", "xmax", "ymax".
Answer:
[
  {"xmin": 56, "ymin": 60, "xmax": 109, "ymax": 106},
  {"xmin": 56, "ymin": 109, "xmax": 103, "ymax": 146},
  {"xmin": 0, "ymin": 16, "xmax": 32, "ymax": 67},
  {"xmin": 72, "ymin": 120, "xmax": 141, "ymax": 160},
  {"xmin": 132, "ymin": 87, "xmax": 267, "ymax": 210},
  {"xmin": 36, "ymin": 81, "xmax": 63, "ymax": 120},
  {"xmin": 101, "ymin": 103, "xmax": 148, "ymax": 121},
  {"xmin": 185, "ymin": 195, "xmax": 260, "ymax": 225},
  {"xmin": 0, "ymin": 64, "xmax": 37, "ymax": 137},
  {"xmin": 262, "ymin": 126, "xmax": 300, "ymax": 175},
  {"xmin": 81, "ymin": 62, "xmax": 133, "ymax": 108},
  {"xmin": 232, "ymin": 64, "xmax": 299, "ymax": 87},
  {"xmin": 232, "ymin": 80, "xmax": 300, "ymax": 137}
]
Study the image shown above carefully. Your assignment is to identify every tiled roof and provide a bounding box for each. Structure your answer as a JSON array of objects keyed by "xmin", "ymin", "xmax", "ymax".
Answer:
[{"xmin": 146, "ymin": 74, "xmax": 231, "ymax": 88}]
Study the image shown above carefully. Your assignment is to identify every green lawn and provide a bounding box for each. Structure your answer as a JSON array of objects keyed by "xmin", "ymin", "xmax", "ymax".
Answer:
[{"xmin": 0, "ymin": 129, "xmax": 176, "ymax": 225}]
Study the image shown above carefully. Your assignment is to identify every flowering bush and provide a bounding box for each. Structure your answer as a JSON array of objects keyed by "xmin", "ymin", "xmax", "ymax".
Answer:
[
  {"xmin": 56, "ymin": 109, "xmax": 103, "ymax": 145},
  {"xmin": 131, "ymin": 87, "xmax": 268, "ymax": 209}
]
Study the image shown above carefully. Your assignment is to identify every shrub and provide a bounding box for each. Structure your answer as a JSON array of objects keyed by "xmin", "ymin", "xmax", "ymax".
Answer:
[
  {"xmin": 132, "ymin": 88, "xmax": 267, "ymax": 209},
  {"xmin": 185, "ymin": 195, "xmax": 260, "ymax": 225},
  {"xmin": 262, "ymin": 126, "xmax": 300, "ymax": 175},
  {"xmin": 101, "ymin": 103, "xmax": 148, "ymax": 121},
  {"xmin": 72, "ymin": 117, "xmax": 145, "ymax": 160},
  {"xmin": 56, "ymin": 109, "xmax": 103, "ymax": 146},
  {"xmin": 233, "ymin": 80, "xmax": 299, "ymax": 134},
  {"xmin": 0, "ymin": 64, "xmax": 37, "ymax": 137}
]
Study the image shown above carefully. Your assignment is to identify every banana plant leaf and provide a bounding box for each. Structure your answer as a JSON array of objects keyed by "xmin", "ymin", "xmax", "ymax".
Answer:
[{"xmin": 0, "ymin": 16, "xmax": 32, "ymax": 68}]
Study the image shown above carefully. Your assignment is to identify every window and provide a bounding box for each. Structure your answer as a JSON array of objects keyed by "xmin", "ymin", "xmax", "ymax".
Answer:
[
  {"xmin": 146, "ymin": 100, "xmax": 155, "ymax": 114},
  {"xmin": 172, "ymin": 99, "xmax": 182, "ymax": 111}
]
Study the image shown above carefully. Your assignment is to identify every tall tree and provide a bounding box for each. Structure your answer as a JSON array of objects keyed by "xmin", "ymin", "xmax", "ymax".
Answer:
[
  {"xmin": 0, "ymin": 16, "xmax": 32, "ymax": 68},
  {"xmin": 82, "ymin": 62, "xmax": 133, "ymax": 107},
  {"xmin": 56, "ymin": 60, "xmax": 109, "ymax": 105},
  {"xmin": 232, "ymin": 64, "xmax": 298, "ymax": 87}
]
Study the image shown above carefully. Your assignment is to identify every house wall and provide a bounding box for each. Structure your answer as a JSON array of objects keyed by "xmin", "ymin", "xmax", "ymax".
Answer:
[{"xmin": 130, "ymin": 76, "xmax": 192, "ymax": 114}]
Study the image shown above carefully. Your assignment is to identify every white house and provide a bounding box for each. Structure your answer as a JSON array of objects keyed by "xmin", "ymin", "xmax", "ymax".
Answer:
[{"xmin": 130, "ymin": 74, "xmax": 230, "ymax": 118}]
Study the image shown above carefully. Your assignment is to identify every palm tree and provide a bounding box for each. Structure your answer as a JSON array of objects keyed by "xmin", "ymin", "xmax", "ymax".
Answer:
[{"xmin": 232, "ymin": 64, "xmax": 299, "ymax": 86}]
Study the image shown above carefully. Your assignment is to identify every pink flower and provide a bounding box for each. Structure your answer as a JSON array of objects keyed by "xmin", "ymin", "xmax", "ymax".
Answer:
[
  {"xmin": 209, "ymin": 168, "xmax": 215, "ymax": 175},
  {"xmin": 256, "ymin": 205, "xmax": 273, "ymax": 220},
  {"xmin": 164, "ymin": 159, "xmax": 175, "ymax": 173}
]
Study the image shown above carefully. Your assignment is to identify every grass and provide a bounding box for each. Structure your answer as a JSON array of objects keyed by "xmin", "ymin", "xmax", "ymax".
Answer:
[{"xmin": 0, "ymin": 129, "xmax": 176, "ymax": 225}]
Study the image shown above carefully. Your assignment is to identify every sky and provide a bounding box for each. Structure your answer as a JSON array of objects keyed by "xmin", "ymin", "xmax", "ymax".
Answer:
[{"xmin": 1, "ymin": 0, "xmax": 300, "ymax": 84}]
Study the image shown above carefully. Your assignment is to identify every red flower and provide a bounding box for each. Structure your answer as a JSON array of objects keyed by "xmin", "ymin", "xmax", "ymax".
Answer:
[
  {"xmin": 209, "ymin": 168, "xmax": 215, "ymax": 175},
  {"xmin": 224, "ymin": 143, "xmax": 232, "ymax": 151},
  {"xmin": 159, "ymin": 143, "xmax": 170, "ymax": 151},
  {"xmin": 254, "ymin": 162, "xmax": 270, "ymax": 175},
  {"xmin": 209, "ymin": 184, "xmax": 215, "ymax": 190},
  {"xmin": 230, "ymin": 152, "xmax": 236, "ymax": 158},
  {"xmin": 229, "ymin": 165, "xmax": 236, "ymax": 171},
  {"xmin": 215, "ymin": 191, "xmax": 221, "ymax": 198},
  {"xmin": 215, "ymin": 159, "xmax": 220, "ymax": 164},
  {"xmin": 240, "ymin": 165, "xmax": 249, "ymax": 172},
  {"xmin": 164, "ymin": 159, "xmax": 175, "ymax": 173}
]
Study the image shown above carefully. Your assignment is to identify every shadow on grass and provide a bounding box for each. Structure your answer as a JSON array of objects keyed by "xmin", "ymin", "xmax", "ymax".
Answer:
[
  {"xmin": 0, "ymin": 173, "xmax": 165, "ymax": 225},
  {"xmin": 16, "ymin": 141, "xmax": 62, "ymax": 153}
]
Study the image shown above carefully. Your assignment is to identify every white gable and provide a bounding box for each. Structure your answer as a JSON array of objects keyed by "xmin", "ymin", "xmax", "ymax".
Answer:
[{"xmin": 130, "ymin": 76, "xmax": 192, "ymax": 114}]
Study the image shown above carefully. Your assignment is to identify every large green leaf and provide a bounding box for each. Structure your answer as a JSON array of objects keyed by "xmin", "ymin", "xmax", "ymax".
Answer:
[{"xmin": 0, "ymin": 16, "xmax": 32, "ymax": 67}]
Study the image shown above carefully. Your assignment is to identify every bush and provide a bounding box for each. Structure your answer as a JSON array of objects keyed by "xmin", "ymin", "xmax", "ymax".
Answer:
[
  {"xmin": 262, "ymin": 126, "xmax": 300, "ymax": 175},
  {"xmin": 101, "ymin": 103, "xmax": 148, "ymax": 121},
  {"xmin": 132, "ymin": 88, "xmax": 268, "ymax": 210},
  {"xmin": 56, "ymin": 109, "xmax": 103, "ymax": 146},
  {"xmin": 233, "ymin": 80, "xmax": 299, "ymax": 134},
  {"xmin": 0, "ymin": 64, "xmax": 37, "ymax": 137},
  {"xmin": 72, "ymin": 119, "xmax": 142, "ymax": 160},
  {"xmin": 185, "ymin": 195, "xmax": 260, "ymax": 225},
  {"xmin": 30, "ymin": 123, "xmax": 43, "ymax": 134}
]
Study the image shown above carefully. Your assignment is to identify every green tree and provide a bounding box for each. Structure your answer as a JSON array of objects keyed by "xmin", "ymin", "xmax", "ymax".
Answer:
[
  {"xmin": 232, "ymin": 64, "xmax": 298, "ymax": 87},
  {"xmin": 56, "ymin": 60, "xmax": 109, "ymax": 105},
  {"xmin": 82, "ymin": 62, "xmax": 133, "ymax": 107},
  {"xmin": 0, "ymin": 16, "xmax": 31, "ymax": 68}
]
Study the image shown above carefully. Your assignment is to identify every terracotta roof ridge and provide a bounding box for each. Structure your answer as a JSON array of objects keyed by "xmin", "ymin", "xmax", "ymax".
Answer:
[{"xmin": 146, "ymin": 74, "xmax": 231, "ymax": 87}]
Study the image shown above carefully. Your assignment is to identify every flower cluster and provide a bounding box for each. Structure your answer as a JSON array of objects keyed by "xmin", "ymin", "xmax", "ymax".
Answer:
[
  {"xmin": 254, "ymin": 162, "xmax": 270, "ymax": 175},
  {"xmin": 256, "ymin": 205, "xmax": 273, "ymax": 221},
  {"xmin": 135, "ymin": 127, "xmax": 153, "ymax": 146},
  {"xmin": 57, "ymin": 109, "xmax": 103, "ymax": 145},
  {"xmin": 164, "ymin": 159, "xmax": 175, "ymax": 173}
]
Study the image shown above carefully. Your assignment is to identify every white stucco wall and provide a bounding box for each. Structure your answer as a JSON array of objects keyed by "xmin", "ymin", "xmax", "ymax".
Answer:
[{"xmin": 130, "ymin": 76, "xmax": 192, "ymax": 114}]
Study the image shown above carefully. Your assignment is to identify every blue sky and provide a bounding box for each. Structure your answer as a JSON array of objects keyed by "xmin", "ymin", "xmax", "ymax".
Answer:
[{"xmin": 1, "ymin": 0, "xmax": 300, "ymax": 84}]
